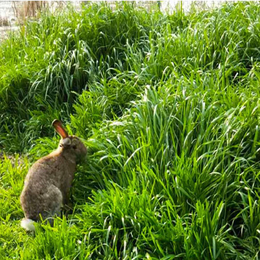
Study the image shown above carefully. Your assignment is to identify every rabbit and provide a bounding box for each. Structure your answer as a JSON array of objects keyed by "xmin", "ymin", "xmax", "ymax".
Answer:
[{"xmin": 20, "ymin": 119, "xmax": 87, "ymax": 231}]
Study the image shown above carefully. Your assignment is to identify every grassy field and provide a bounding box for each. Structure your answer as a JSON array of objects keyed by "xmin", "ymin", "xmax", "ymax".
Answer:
[{"xmin": 1, "ymin": 2, "xmax": 260, "ymax": 259}]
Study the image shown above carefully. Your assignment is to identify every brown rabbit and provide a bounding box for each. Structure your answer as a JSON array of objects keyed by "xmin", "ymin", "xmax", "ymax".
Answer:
[{"xmin": 20, "ymin": 120, "xmax": 87, "ymax": 231}]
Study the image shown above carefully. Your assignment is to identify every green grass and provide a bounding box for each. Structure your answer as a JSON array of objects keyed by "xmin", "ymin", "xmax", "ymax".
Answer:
[{"xmin": 1, "ymin": 1, "xmax": 260, "ymax": 259}]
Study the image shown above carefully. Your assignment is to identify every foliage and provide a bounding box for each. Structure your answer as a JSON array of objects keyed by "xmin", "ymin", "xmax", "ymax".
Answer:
[{"xmin": 1, "ymin": 2, "xmax": 260, "ymax": 259}]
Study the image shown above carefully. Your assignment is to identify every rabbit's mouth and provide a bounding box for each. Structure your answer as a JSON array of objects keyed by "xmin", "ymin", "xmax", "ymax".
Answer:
[{"xmin": 76, "ymin": 152, "xmax": 87, "ymax": 163}]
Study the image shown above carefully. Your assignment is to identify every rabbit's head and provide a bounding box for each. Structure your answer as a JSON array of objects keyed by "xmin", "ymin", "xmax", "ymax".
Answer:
[{"xmin": 52, "ymin": 120, "xmax": 87, "ymax": 162}]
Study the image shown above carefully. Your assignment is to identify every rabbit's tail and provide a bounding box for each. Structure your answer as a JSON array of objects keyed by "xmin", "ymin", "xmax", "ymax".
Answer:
[{"xmin": 21, "ymin": 218, "xmax": 35, "ymax": 231}]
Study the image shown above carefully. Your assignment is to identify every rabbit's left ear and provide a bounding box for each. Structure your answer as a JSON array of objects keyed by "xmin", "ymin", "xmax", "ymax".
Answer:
[{"xmin": 52, "ymin": 119, "xmax": 68, "ymax": 139}]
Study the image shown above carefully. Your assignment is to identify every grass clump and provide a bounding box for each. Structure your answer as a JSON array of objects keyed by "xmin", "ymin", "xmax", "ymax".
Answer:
[{"xmin": 1, "ymin": 1, "xmax": 260, "ymax": 259}]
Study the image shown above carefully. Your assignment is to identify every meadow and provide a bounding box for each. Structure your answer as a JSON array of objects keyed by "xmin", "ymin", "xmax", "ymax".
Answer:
[{"xmin": 1, "ymin": 2, "xmax": 260, "ymax": 259}]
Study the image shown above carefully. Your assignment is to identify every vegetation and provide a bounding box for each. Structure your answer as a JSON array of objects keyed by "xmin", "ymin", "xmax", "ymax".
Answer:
[{"xmin": 1, "ymin": 2, "xmax": 260, "ymax": 259}]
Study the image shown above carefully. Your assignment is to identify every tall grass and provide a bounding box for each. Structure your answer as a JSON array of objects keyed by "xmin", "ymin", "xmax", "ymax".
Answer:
[{"xmin": 1, "ymin": 2, "xmax": 260, "ymax": 259}]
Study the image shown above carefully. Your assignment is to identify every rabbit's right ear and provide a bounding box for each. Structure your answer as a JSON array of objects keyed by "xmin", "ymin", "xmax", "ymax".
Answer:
[{"xmin": 52, "ymin": 119, "xmax": 68, "ymax": 139}]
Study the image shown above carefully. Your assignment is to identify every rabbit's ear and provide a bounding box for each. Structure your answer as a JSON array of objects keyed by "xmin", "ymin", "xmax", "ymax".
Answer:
[{"xmin": 52, "ymin": 119, "xmax": 68, "ymax": 139}]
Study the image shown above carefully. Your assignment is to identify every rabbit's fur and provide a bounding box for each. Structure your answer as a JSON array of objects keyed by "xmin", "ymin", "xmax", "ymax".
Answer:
[{"xmin": 20, "ymin": 120, "xmax": 87, "ymax": 231}]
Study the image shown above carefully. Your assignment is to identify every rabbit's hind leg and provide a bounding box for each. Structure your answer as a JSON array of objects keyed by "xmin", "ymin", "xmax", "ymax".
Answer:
[{"xmin": 42, "ymin": 184, "xmax": 63, "ymax": 220}]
